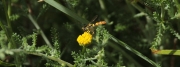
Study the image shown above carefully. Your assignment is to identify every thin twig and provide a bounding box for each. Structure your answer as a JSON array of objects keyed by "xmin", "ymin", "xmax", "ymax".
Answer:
[{"xmin": 28, "ymin": 14, "xmax": 53, "ymax": 49}]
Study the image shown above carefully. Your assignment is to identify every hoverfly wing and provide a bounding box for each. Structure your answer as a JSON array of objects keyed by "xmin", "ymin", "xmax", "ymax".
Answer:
[{"xmin": 90, "ymin": 15, "xmax": 98, "ymax": 24}]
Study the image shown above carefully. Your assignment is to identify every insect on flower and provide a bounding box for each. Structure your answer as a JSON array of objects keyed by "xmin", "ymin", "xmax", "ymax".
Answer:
[
  {"xmin": 77, "ymin": 16, "xmax": 106, "ymax": 46},
  {"xmin": 82, "ymin": 16, "xmax": 106, "ymax": 34}
]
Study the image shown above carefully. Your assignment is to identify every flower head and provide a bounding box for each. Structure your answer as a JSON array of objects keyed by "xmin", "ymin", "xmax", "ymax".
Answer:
[{"xmin": 77, "ymin": 32, "xmax": 92, "ymax": 46}]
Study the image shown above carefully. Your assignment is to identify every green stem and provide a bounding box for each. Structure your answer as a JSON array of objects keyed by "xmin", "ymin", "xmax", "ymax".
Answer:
[
  {"xmin": 154, "ymin": 49, "xmax": 180, "ymax": 55},
  {"xmin": 98, "ymin": 0, "xmax": 109, "ymax": 22},
  {"xmin": 44, "ymin": 0, "xmax": 89, "ymax": 24},
  {"xmin": 11, "ymin": 49, "xmax": 74, "ymax": 67},
  {"xmin": 8, "ymin": 0, "xmax": 11, "ymax": 17},
  {"xmin": 109, "ymin": 35, "xmax": 161, "ymax": 67},
  {"xmin": 28, "ymin": 14, "xmax": 53, "ymax": 49},
  {"xmin": 82, "ymin": 46, "xmax": 86, "ymax": 54},
  {"xmin": 2, "ymin": 0, "xmax": 16, "ymax": 48},
  {"xmin": 107, "ymin": 42, "xmax": 143, "ymax": 67},
  {"xmin": 161, "ymin": 4, "xmax": 165, "ymax": 21},
  {"xmin": 2, "ymin": 0, "xmax": 12, "ymax": 32},
  {"xmin": 131, "ymin": 2, "xmax": 145, "ymax": 13}
]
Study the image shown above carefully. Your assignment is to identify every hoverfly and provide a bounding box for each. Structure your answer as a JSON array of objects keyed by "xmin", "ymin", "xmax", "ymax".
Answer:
[{"xmin": 82, "ymin": 16, "xmax": 106, "ymax": 34}]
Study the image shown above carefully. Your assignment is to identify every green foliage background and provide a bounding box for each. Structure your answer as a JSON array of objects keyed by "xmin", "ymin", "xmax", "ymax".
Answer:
[{"xmin": 0, "ymin": 0, "xmax": 180, "ymax": 67}]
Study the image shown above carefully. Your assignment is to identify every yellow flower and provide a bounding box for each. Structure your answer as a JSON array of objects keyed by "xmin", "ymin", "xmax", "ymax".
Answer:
[{"xmin": 77, "ymin": 32, "xmax": 92, "ymax": 46}]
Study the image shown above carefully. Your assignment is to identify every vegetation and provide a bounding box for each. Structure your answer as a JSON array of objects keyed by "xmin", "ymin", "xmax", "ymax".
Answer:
[{"xmin": 0, "ymin": 0, "xmax": 180, "ymax": 67}]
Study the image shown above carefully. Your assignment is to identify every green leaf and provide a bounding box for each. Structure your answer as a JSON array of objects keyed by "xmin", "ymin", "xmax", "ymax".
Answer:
[
  {"xmin": 109, "ymin": 35, "xmax": 161, "ymax": 67},
  {"xmin": 44, "ymin": 0, "xmax": 89, "ymax": 24}
]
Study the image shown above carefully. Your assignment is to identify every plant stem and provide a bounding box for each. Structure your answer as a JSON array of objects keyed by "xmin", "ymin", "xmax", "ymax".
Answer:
[
  {"xmin": 28, "ymin": 14, "xmax": 53, "ymax": 49},
  {"xmin": 109, "ymin": 35, "xmax": 161, "ymax": 67},
  {"xmin": 2, "ymin": 0, "xmax": 16, "ymax": 48},
  {"xmin": 82, "ymin": 46, "xmax": 86, "ymax": 54},
  {"xmin": 131, "ymin": 1, "xmax": 145, "ymax": 13},
  {"xmin": 98, "ymin": 0, "xmax": 109, "ymax": 22},
  {"xmin": 44, "ymin": 0, "xmax": 89, "ymax": 24},
  {"xmin": 161, "ymin": 4, "xmax": 165, "ymax": 21},
  {"xmin": 11, "ymin": 49, "xmax": 74, "ymax": 67}
]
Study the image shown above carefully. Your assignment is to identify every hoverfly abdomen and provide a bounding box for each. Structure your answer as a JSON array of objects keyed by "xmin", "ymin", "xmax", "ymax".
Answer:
[
  {"xmin": 82, "ymin": 21, "xmax": 106, "ymax": 34},
  {"xmin": 94, "ymin": 21, "xmax": 106, "ymax": 26}
]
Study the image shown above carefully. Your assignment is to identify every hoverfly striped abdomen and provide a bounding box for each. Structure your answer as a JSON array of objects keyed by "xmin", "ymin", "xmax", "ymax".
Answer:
[{"xmin": 82, "ymin": 21, "xmax": 106, "ymax": 34}]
